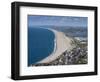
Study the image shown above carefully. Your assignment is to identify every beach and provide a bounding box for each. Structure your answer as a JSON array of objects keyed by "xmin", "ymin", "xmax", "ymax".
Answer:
[{"xmin": 37, "ymin": 29, "xmax": 74, "ymax": 64}]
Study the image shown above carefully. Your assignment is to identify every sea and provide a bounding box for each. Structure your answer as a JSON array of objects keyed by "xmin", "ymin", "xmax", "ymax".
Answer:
[
  {"xmin": 28, "ymin": 26, "xmax": 87, "ymax": 66},
  {"xmin": 28, "ymin": 27, "xmax": 55, "ymax": 66}
]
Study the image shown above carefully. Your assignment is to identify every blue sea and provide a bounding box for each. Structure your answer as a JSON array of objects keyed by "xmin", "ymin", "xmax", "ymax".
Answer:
[{"xmin": 28, "ymin": 27, "xmax": 55, "ymax": 66}]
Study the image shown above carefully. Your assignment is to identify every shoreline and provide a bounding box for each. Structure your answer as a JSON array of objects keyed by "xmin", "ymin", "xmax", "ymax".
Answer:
[{"xmin": 37, "ymin": 28, "xmax": 74, "ymax": 64}]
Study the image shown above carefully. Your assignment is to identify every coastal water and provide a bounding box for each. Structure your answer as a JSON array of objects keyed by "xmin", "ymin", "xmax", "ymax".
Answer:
[{"xmin": 28, "ymin": 27, "xmax": 55, "ymax": 66}]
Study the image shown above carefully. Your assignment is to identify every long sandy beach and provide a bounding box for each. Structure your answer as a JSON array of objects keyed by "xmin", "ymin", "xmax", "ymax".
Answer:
[{"xmin": 37, "ymin": 29, "xmax": 74, "ymax": 64}]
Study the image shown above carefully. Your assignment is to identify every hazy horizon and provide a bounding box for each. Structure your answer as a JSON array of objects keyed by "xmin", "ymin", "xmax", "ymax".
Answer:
[{"xmin": 28, "ymin": 15, "xmax": 88, "ymax": 28}]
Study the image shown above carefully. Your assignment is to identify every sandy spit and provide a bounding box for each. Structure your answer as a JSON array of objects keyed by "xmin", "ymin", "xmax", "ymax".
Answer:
[{"xmin": 37, "ymin": 29, "xmax": 74, "ymax": 64}]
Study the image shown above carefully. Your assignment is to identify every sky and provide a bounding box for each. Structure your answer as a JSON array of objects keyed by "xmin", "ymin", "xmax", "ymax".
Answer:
[{"xmin": 28, "ymin": 15, "xmax": 88, "ymax": 27}]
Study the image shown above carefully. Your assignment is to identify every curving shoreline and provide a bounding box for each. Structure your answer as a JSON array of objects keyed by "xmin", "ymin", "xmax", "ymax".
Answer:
[{"xmin": 37, "ymin": 29, "xmax": 74, "ymax": 64}]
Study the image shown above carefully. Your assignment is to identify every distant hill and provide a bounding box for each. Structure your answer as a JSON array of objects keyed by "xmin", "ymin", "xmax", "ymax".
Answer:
[{"xmin": 34, "ymin": 25, "xmax": 87, "ymax": 38}]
